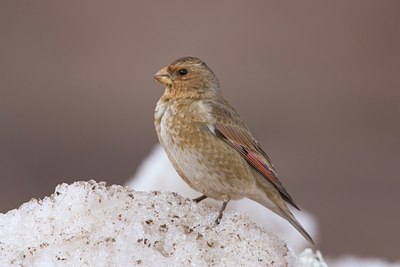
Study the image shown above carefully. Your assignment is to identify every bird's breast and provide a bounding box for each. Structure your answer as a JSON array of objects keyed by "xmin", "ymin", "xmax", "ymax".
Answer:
[
  {"xmin": 156, "ymin": 100, "xmax": 209, "ymax": 149},
  {"xmin": 154, "ymin": 99, "xmax": 255, "ymax": 199}
]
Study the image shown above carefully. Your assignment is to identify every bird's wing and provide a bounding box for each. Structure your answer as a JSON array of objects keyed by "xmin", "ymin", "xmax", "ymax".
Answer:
[{"xmin": 208, "ymin": 108, "xmax": 299, "ymax": 210}]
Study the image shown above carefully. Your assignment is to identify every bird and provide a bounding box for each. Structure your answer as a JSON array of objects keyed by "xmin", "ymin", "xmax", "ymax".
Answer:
[{"xmin": 153, "ymin": 56, "xmax": 314, "ymax": 244}]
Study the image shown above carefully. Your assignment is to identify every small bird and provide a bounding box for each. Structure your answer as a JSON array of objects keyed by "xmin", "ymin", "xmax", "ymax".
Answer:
[{"xmin": 153, "ymin": 56, "xmax": 314, "ymax": 244}]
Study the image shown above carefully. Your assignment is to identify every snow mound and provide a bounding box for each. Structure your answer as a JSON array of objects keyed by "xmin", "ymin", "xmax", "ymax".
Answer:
[{"xmin": 0, "ymin": 180, "xmax": 326, "ymax": 266}]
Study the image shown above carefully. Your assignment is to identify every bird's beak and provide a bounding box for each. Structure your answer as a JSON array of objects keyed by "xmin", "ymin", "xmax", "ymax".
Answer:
[{"xmin": 153, "ymin": 67, "xmax": 172, "ymax": 85}]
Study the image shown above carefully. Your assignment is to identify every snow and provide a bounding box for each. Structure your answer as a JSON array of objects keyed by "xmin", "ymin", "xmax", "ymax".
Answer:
[
  {"xmin": 0, "ymin": 180, "xmax": 326, "ymax": 266},
  {"xmin": 1, "ymin": 145, "xmax": 396, "ymax": 266}
]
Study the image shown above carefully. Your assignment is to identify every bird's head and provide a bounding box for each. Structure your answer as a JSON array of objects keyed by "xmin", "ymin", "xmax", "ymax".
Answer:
[{"xmin": 153, "ymin": 57, "xmax": 221, "ymax": 99}]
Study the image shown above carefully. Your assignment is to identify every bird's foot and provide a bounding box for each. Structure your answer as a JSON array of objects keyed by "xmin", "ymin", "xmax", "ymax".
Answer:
[
  {"xmin": 214, "ymin": 214, "xmax": 223, "ymax": 225},
  {"xmin": 213, "ymin": 195, "xmax": 230, "ymax": 225},
  {"xmin": 192, "ymin": 195, "xmax": 207, "ymax": 203}
]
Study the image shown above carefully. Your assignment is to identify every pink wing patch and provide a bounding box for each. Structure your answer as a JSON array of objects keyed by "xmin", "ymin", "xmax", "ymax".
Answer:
[
  {"xmin": 212, "ymin": 123, "xmax": 299, "ymax": 210},
  {"xmin": 246, "ymin": 151, "xmax": 281, "ymax": 186}
]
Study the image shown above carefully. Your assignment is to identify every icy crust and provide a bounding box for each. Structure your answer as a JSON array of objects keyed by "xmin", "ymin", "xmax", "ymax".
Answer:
[{"xmin": 0, "ymin": 181, "xmax": 325, "ymax": 266}]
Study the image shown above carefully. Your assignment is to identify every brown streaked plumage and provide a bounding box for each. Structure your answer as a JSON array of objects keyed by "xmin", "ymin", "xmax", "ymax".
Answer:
[{"xmin": 153, "ymin": 56, "xmax": 314, "ymax": 244}]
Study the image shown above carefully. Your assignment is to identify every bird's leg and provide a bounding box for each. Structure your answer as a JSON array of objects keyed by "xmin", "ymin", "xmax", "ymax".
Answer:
[
  {"xmin": 215, "ymin": 195, "xmax": 231, "ymax": 224},
  {"xmin": 192, "ymin": 194, "xmax": 207, "ymax": 203}
]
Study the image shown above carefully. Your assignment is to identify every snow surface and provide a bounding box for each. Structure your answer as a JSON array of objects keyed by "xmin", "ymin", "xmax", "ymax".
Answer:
[
  {"xmin": 1, "ymin": 145, "xmax": 396, "ymax": 266},
  {"xmin": 0, "ymin": 180, "xmax": 327, "ymax": 266}
]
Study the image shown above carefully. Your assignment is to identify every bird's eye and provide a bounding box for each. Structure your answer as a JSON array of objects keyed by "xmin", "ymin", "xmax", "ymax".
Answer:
[{"xmin": 177, "ymin": 68, "xmax": 188, "ymax": 76}]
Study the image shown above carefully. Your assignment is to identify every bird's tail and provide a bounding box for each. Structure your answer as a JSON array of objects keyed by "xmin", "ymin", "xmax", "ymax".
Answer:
[
  {"xmin": 277, "ymin": 205, "xmax": 315, "ymax": 245},
  {"xmin": 249, "ymin": 185, "xmax": 314, "ymax": 245}
]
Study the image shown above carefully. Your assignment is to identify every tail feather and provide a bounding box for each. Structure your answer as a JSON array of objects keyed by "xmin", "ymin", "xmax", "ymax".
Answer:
[
  {"xmin": 278, "ymin": 206, "xmax": 315, "ymax": 245},
  {"xmin": 249, "ymin": 181, "xmax": 314, "ymax": 245}
]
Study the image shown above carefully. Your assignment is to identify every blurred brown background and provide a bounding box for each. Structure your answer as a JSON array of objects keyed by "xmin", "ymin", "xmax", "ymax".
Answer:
[{"xmin": 1, "ymin": 0, "xmax": 399, "ymax": 261}]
